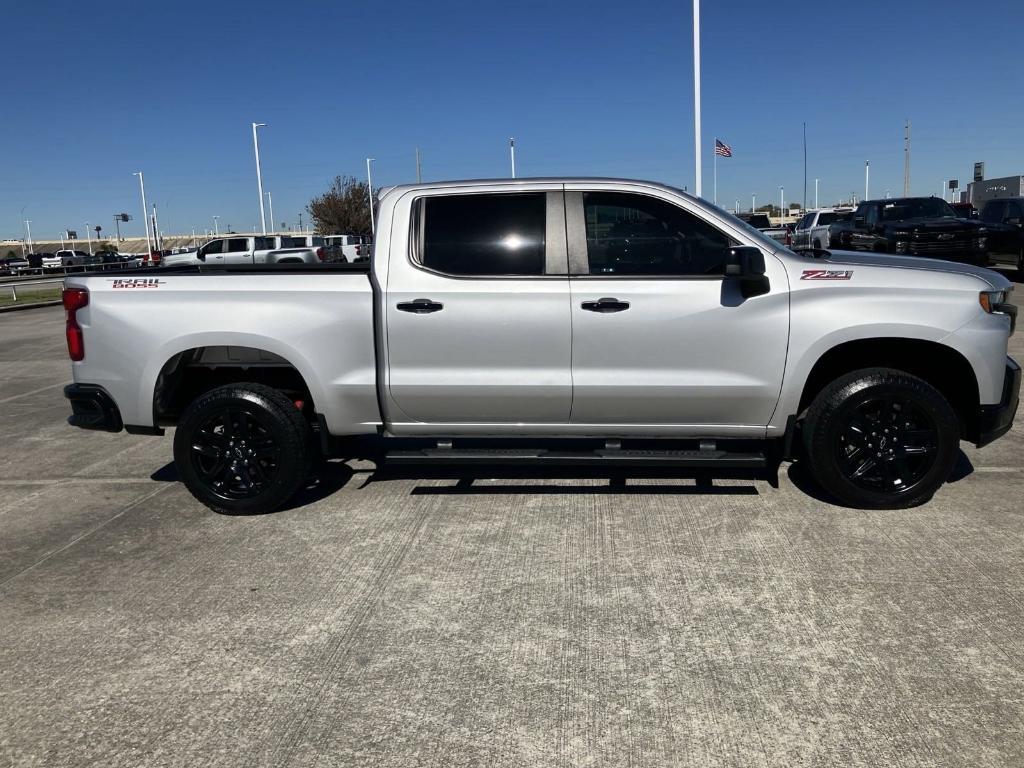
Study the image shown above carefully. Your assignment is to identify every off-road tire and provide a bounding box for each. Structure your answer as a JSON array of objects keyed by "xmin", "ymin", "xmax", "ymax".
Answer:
[
  {"xmin": 174, "ymin": 383, "xmax": 310, "ymax": 514},
  {"xmin": 802, "ymin": 368, "xmax": 959, "ymax": 509}
]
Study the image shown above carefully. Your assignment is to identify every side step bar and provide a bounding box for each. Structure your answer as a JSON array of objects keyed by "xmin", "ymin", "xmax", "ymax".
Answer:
[{"xmin": 384, "ymin": 447, "xmax": 766, "ymax": 469}]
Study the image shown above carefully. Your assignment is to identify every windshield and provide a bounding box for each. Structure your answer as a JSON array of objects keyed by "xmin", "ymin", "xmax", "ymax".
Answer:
[{"xmin": 880, "ymin": 198, "xmax": 957, "ymax": 221}]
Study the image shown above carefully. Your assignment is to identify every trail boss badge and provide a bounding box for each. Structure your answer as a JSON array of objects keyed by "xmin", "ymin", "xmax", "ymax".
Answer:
[
  {"xmin": 110, "ymin": 278, "xmax": 163, "ymax": 289},
  {"xmin": 800, "ymin": 270, "xmax": 853, "ymax": 280}
]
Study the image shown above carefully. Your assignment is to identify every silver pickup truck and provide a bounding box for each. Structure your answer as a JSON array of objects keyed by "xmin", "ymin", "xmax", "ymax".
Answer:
[
  {"xmin": 160, "ymin": 235, "xmax": 325, "ymax": 267},
  {"xmin": 63, "ymin": 177, "xmax": 1020, "ymax": 514}
]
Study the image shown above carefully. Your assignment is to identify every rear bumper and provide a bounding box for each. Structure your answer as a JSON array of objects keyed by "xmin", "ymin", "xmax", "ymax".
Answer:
[
  {"xmin": 64, "ymin": 384, "xmax": 123, "ymax": 432},
  {"xmin": 976, "ymin": 357, "xmax": 1021, "ymax": 448}
]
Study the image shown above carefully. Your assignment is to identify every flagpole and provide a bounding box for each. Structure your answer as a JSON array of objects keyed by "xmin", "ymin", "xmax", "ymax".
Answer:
[{"xmin": 713, "ymin": 138, "xmax": 717, "ymax": 205}]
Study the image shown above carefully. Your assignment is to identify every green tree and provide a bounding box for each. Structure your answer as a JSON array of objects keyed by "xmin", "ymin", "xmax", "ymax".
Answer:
[{"xmin": 307, "ymin": 175, "xmax": 374, "ymax": 235}]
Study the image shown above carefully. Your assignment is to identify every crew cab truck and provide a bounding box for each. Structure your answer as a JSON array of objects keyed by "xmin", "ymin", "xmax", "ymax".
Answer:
[
  {"xmin": 63, "ymin": 178, "xmax": 1020, "ymax": 514},
  {"xmin": 979, "ymin": 197, "xmax": 1024, "ymax": 272},
  {"xmin": 160, "ymin": 236, "xmax": 325, "ymax": 267},
  {"xmin": 845, "ymin": 197, "xmax": 988, "ymax": 264},
  {"xmin": 792, "ymin": 208, "xmax": 852, "ymax": 252}
]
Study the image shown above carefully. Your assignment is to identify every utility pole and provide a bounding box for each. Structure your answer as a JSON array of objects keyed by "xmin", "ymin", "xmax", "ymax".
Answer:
[
  {"xmin": 692, "ymin": 0, "xmax": 702, "ymax": 197},
  {"xmin": 415, "ymin": 147, "xmax": 422, "ymax": 183},
  {"xmin": 366, "ymin": 158, "xmax": 376, "ymax": 234},
  {"xmin": 134, "ymin": 171, "xmax": 152, "ymax": 256},
  {"xmin": 252, "ymin": 122, "xmax": 268, "ymax": 234},
  {"xmin": 903, "ymin": 119, "xmax": 911, "ymax": 196},
  {"xmin": 509, "ymin": 137, "xmax": 516, "ymax": 178}
]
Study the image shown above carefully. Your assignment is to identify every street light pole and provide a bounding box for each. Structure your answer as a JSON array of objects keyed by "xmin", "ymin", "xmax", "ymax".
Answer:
[
  {"xmin": 265, "ymin": 192, "xmax": 275, "ymax": 234},
  {"xmin": 212, "ymin": 216, "xmax": 219, "ymax": 236},
  {"xmin": 134, "ymin": 172, "xmax": 152, "ymax": 256},
  {"xmin": 814, "ymin": 178, "xmax": 819, "ymax": 209},
  {"xmin": 24, "ymin": 220, "xmax": 33, "ymax": 253},
  {"xmin": 509, "ymin": 137, "xmax": 516, "ymax": 178},
  {"xmin": 865, "ymin": 161, "xmax": 870, "ymax": 201},
  {"xmin": 692, "ymin": 0, "xmax": 702, "ymax": 198},
  {"xmin": 751, "ymin": 193, "xmax": 756, "ymax": 213},
  {"xmin": 252, "ymin": 122, "xmax": 268, "ymax": 235},
  {"xmin": 779, "ymin": 187, "xmax": 784, "ymax": 221},
  {"xmin": 366, "ymin": 157, "xmax": 376, "ymax": 235},
  {"xmin": 85, "ymin": 222, "xmax": 93, "ymax": 255}
]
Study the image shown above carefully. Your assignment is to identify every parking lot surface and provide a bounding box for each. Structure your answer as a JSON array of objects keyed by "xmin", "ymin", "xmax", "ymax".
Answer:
[{"xmin": 2, "ymin": 294, "xmax": 1024, "ymax": 767}]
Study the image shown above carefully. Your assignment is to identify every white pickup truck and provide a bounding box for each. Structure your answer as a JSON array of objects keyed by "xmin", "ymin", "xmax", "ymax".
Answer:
[
  {"xmin": 160, "ymin": 235, "xmax": 325, "ymax": 267},
  {"xmin": 63, "ymin": 177, "xmax": 1019, "ymax": 514}
]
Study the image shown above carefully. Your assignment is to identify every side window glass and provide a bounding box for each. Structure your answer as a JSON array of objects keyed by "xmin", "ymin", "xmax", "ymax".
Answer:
[
  {"xmin": 982, "ymin": 201, "xmax": 1005, "ymax": 223},
  {"xmin": 582, "ymin": 192, "xmax": 733, "ymax": 276},
  {"xmin": 255, "ymin": 237, "xmax": 274, "ymax": 250},
  {"xmin": 419, "ymin": 193, "xmax": 546, "ymax": 276},
  {"xmin": 202, "ymin": 240, "xmax": 224, "ymax": 255},
  {"xmin": 226, "ymin": 238, "xmax": 249, "ymax": 253},
  {"xmin": 865, "ymin": 206, "xmax": 879, "ymax": 227}
]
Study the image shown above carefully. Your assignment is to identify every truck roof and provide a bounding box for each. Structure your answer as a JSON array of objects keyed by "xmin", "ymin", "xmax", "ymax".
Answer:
[{"xmin": 380, "ymin": 176, "xmax": 691, "ymax": 198}]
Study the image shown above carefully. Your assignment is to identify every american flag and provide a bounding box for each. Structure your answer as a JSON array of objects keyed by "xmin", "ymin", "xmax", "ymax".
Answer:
[{"xmin": 714, "ymin": 138, "xmax": 733, "ymax": 157}]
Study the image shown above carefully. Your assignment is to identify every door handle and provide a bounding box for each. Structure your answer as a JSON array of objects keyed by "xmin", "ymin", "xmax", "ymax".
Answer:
[
  {"xmin": 397, "ymin": 298, "xmax": 444, "ymax": 314},
  {"xmin": 581, "ymin": 297, "xmax": 630, "ymax": 313}
]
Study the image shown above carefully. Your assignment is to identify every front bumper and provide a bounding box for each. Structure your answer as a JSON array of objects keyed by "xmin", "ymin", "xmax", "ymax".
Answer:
[
  {"xmin": 64, "ymin": 384, "xmax": 123, "ymax": 432},
  {"xmin": 977, "ymin": 357, "xmax": 1021, "ymax": 448}
]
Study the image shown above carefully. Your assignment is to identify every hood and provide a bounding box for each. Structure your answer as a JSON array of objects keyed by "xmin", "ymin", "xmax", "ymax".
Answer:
[{"xmin": 818, "ymin": 249, "xmax": 1012, "ymax": 290}]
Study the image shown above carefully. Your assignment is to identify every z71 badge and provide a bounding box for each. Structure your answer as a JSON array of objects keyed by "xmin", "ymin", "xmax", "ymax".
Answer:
[
  {"xmin": 800, "ymin": 270, "xmax": 853, "ymax": 281},
  {"xmin": 110, "ymin": 278, "xmax": 163, "ymax": 289}
]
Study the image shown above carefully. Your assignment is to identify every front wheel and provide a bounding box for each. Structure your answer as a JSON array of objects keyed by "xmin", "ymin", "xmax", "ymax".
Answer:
[
  {"xmin": 173, "ymin": 383, "xmax": 310, "ymax": 514},
  {"xmin": 801, "ymin": 368, "xmax": 960, "ymax": 509}
]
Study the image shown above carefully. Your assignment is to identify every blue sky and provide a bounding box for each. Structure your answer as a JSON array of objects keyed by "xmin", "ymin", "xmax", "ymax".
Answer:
[{"xmin": 3, "ymin": 0, "xmax": 1023, "ymax": 240}]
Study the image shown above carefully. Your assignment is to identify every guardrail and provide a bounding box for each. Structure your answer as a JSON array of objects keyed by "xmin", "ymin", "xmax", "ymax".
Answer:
[{"xmin": 1, "ymin": 277, "xmax": 66, "ymax": 303}]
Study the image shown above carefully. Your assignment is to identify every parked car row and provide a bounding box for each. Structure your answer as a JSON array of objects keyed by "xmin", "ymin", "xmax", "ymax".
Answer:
[
  {"xmin": 788, "ymin": 195, "xmax": 1024, "ymax": 272},
  {"xmin": 159, "ymin": 233, "xmax": 372, "ymax": 268}
]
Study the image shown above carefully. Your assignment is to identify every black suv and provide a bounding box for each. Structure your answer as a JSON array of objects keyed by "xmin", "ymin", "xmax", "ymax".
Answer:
[
  {"xmin": 980, "ymin": 197, "xmax": 1024, "ymax": 272},
  {"xmin": 844, "ymin": 197, "xmax": 987, "ymax": 264}
]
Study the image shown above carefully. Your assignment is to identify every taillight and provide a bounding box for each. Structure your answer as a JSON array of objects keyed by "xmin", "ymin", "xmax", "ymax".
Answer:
[
  {"xmin": 316, "ymin": 246, "xmax": 324, "ymax": 262},
  {"xmin": 63, "ymin": 287, "xmax": 88, "ymax": 361}
]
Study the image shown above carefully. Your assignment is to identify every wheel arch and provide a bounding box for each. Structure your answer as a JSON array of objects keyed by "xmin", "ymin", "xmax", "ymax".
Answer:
[
  {"xmin": 148, "ymin": 336, "xmax": 325, "ymax": 427},
  {"xmin": 796, "ymin": 337, "xmax": 981, "ymax": 440}
]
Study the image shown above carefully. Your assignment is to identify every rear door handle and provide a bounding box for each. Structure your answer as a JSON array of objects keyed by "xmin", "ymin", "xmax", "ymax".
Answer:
[
  {"xmin": 397, "ymin": 298, "xmax": 444, "ymax": 314},
  {"xmin": 581, "ymin": 297, "xmax": 630, "ymax": 313}
]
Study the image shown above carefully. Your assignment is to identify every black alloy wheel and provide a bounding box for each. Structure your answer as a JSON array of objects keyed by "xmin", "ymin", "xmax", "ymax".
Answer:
[
  {"xmin": 174, "ymin": 383, "xmax": 310, "ymax": 514},
  {"xmin": 802, "ymin": 368, "xmax": 959, "ymax": 509}
]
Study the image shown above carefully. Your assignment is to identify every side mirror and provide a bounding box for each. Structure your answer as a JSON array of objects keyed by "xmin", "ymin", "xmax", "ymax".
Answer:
[
  {"xmin": 724, "ymin": 246, "xmax": 770, "ymax": 298},
  {"xmin": 195, "ymin": 247, "xmax": 206, "ymax": 262}
]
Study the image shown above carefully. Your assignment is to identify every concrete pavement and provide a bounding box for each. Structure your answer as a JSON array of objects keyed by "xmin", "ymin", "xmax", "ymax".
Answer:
[{"xmin": 1, "ymin": 294, "xmax": 1023, "ymax": 767}]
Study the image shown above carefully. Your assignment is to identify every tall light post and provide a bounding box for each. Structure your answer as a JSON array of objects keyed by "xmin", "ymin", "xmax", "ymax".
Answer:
[
  {"xmin": 264, "ymin": 192, "xmax": 275, "ymax": 234},
  {"xmin": 751, "ymin": 193, "xmax": 756, "ymax": 213},
  {"xmin": 779, "ymin": 186, "xmax": 784, "ymax": 221},
  {"xmin": 85, "ymin": 222, "xmax": 93, "ymax": 255},
  {"xmin": 864, "ymin": 161, "xmax": 870, "ymax": 201},
  {"xmin": 366, "ymin": 157, "xmax": 376, "ymax": 235},
  {"xmin": 814, "ymin": 178, "xmax": 819, "ymax": 209},
  {"xmin": 416, "ymin": 147, "xmax": 423, "ymax": 183},
  {"xmin": 133, "ymin": 172, "xmax": 152, "ymax": 256},
  {"xmin": 692, "ymin": 0, "xmax": 702, "ymax": 197},
  {"xmin": 509, "ymin": 137, "xmax": 516, "ymax": 178},
  {"xmin": 24, "ymin": 220, "xmax": 33, "ymax": 253},
  {"xmin": 212, "ymin": 215, "xmax": 220, "ymax": 236},
  {"xmin": 252, "ymin": 122, "xmax": 268, "ymax": 234}
]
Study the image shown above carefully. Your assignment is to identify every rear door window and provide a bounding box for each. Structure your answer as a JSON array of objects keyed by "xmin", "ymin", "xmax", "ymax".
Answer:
[
  {"xmin": 418, "ymin": 193, "xmax": 546, "ymax": 276},
  {"xmin": 226, "ymin": 238, "xmax": 250, "ymax": 252},
  {"xmin": 982, "ymin": 201, "xmax": 1006, "ymax": 223}
]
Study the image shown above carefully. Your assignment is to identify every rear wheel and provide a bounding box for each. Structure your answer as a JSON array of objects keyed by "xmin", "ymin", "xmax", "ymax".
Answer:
[
  {"xmin": 802, "ymin": 368, "xmax": 959, "ymax": 509},
  {"xmin": 173, "ymin": 383, "xmax": 310, "ymax": 514}
]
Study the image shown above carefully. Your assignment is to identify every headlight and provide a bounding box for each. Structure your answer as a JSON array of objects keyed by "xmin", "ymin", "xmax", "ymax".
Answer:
[
  {"xmin": 979, "ymin": 290, "xmax": 1007, "ymax": 313},
  {"xmin": 895, "ymin": 241, "xmax": 909, "ymax": 254}
]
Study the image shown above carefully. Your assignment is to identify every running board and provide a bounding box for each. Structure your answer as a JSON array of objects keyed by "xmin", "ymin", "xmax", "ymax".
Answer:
[{"xmin": 384, "ymin": 447, "xmax": 766, "ymax": 469}]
